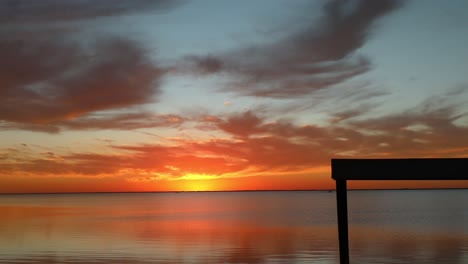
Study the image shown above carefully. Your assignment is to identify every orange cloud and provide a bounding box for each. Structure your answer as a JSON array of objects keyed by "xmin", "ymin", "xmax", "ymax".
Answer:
[{"xmin": 3, "ymin": 91, "xmax": 466, "ymax": 187}]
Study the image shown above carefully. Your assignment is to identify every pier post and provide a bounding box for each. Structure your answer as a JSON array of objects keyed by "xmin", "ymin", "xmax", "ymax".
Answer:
[{"xmin": 336, "ymin": 179, "xmax": 349, "ymax": 264}]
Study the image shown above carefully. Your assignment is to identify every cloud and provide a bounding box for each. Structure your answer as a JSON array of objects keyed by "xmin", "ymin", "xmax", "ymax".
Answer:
[
  {"xmin": 344, "ymin": 92, "xmax": 468, "ymax": 157},
  {"xmin": 208, "ymin": 91, "xmax": 468, "ymax": 159},
  {"xmin": 0, "ymin": 35, "xmax": 164, "ymax": 125},
  {"xmin": 184, "ymin": 0, "xmax": 402, "ymax": 98},
  {"xmin": 0, "ymin": 112, "xmax": 185, "ymax": 133},
  {"xmin": 1, "ymin": 94, "xmax": 466, "ymax": 179},
  {"xmin": 61, "ymin": 113, "xmax": 185, "ymax": 131},
  {"xmin": 217, "ymin": 111, "xmax": 263, "ymax": 138},
  {"xmin": 0, "ymin": 142, "xmax": 243, "ymax": 178},
  {"xmin": 0, "ymin": 0, "xmax": 182, "ymax": 23},
  {"xmin": 0, "ymin": 1, "xmax": 181, "ymax": 130}
]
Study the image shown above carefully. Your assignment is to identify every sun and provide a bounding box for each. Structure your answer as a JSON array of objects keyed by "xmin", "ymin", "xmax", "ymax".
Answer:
[{"xmin": 178, "ymin": 173, "xmax": 221, "ymax": 192}]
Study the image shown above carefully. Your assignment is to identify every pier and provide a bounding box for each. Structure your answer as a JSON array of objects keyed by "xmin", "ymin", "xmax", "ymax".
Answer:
[{"xmin": 331, "ymin": 158, "xmax": 468, "ymax": 264}]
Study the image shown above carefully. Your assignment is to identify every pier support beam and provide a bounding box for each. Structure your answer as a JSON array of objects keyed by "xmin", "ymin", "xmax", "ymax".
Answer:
[{"xmin": 336, "ymin": 179, "xmax": 349, "ymax": 264}]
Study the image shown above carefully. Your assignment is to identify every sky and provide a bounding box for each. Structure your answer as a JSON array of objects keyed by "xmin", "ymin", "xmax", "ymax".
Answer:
[{"xmin": 1, "ymin": 0, "xmax": 467, "ymax": 193}]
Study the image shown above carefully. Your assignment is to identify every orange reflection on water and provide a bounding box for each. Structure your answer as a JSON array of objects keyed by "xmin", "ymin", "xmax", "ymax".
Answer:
[
  {"xmin": 0, "ymin": 192, "xmax": 339, "ymax": 263},
  {"xmin": 0, "ymin": 191, "xmax": 467, "ymax": 264}
]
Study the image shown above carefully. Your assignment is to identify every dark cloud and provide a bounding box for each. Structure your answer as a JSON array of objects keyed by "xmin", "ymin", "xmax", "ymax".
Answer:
[
  {"xmin": 0, "ymin": 112, "xmax": 185, "ymax": 133},
  {"xmin": 329, "ymin": 106, "xmax": 373, "ymax": 124},
  {"xmin": 0, "ymin": 0, "xmax": 180, "ymax": 130},
  {"xmin": 0, "ymin": 123, "xmax": 61, "ymax": 134},
  {"xmin": 186, "ymin": 55, "xmax": 224, "ymax": 75},
  {"xmin": 312, "ymin": 0, "xmax": 403, "ymax": 60},
  {"xmin": 61, "ymin": 113, "xmax": 184, "ymax": 131},
  {"xmin": 185, "ymin": 0, "xmax": 402, "ymax": 98},
  {"xmin": 0, "ymin": 0, "xmax": 182, "ymax": 23},
  {"xmin": 0, "ymin": 35, "xmax": 164, "ymax": 125},
  {"xmin": 217, "ymin": 111, "xmax": 263, "ymax": 138},
  {"xmin": 20, "ymin": 153, "xmax": 131, "ymax": 176}
]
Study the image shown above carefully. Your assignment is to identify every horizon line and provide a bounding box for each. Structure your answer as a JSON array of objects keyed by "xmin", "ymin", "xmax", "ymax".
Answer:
[{"xmin": 1, "ymin": 187, "xmax": 467, "ymax": 195}]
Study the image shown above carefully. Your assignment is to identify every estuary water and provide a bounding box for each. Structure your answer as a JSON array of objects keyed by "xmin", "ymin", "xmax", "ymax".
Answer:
[{"xmin": 0, "ymin": 190, "xmax": 467, "ymax": 263}]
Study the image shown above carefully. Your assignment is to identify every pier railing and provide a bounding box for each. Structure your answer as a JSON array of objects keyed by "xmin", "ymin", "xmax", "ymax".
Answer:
[{"xmin": 331, "ymin": 158, "xmax": 468, "ymax": 264}]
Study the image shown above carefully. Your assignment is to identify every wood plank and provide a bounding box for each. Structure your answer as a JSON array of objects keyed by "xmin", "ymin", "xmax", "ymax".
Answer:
[{"xmin": 332, "ymin": 158, "xmax": 468, "ymax": 180}]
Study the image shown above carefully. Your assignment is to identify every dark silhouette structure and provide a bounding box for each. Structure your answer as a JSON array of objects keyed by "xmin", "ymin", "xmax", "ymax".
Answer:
[{"xmin": 331, "ymin": 158, "xmax": 468, "ymax": 264}]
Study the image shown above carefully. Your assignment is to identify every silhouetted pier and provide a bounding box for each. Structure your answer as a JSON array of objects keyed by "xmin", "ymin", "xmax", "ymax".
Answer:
[{"xmin": 331, "ymin": 158, "xmax": 468, "ymax": 264}]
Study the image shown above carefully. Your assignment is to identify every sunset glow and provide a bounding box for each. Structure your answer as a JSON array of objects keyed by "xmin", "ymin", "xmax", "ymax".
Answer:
[
  {"xmin": 1, "ymin": 0, "xmax": 467, "ymax": 193},
  {"xmin": 176, "ymin": 174, "xmax": 220, "ymax": 191}
]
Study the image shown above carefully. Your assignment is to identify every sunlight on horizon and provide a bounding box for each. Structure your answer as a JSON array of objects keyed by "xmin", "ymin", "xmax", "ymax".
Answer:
[{"xmin": 179, "ymin": 176, "xmax": 221, "ymax": 192}]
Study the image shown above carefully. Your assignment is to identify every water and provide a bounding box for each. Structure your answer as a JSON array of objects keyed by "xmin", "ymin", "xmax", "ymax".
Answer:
[{"xmin": 0, "ymin": 190, "xmax": 466, "ymax": 264}]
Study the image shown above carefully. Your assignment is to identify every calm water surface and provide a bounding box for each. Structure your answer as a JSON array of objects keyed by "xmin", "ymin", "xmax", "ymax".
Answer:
[{"xmin": 0, "ymin": 190, "xmax": 467, "ymax": 263}]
